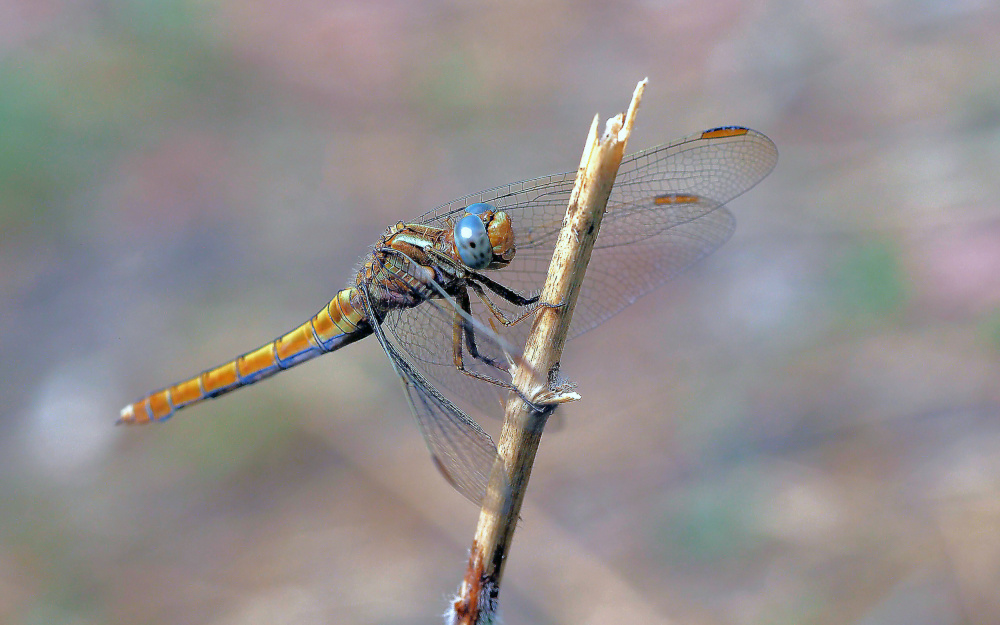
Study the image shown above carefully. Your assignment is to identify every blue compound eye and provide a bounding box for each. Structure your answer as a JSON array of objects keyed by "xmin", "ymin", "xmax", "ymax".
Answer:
[
  {"xmin": 455, "ymin": 213, "xmax": 492, "ymax": 269},
  {"xmin": 465, "ymin": 202, "xmax": 493, "ymax": 215}
]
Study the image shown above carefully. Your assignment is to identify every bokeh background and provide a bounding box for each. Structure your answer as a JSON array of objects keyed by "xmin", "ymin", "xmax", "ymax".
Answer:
[{"xmin": 3, "ymin": 1, "xmax": 999, "ymax": 623}]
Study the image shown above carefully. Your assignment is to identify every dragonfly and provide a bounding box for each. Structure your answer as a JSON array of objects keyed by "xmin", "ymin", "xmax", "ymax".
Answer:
[{"xmin": 119, "ymin": 126, "xmax": 777, "ymax": 505}]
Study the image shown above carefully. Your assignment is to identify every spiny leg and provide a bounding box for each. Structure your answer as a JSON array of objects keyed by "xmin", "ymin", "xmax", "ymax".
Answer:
[
  {"xmin": 426, "ymin": 281, "xmax": 560, "ymax": 413},
  {"xmin": 449, "ymin": 302, "xmax": 548, "ymax": 412},
  {"xmin": 420, "ymin": 246, "xmax": 560, "ymax": 324},
  {"xmin": 450, "ymin": 286, "xmax": 556, "ymax": 411},
  {"xmin": 469, "ymin": 280, "xmax": 542, "ymax": 328},
  {"xmin": 469, "ymin": 271, "xmax": 538, "ymax": 307},
  {"xmin": 468, "ymin": 275, "xmax": 565, "ymax": 328},
  {"xmin": 449, "ymin": 286, "xmax": 521, "ymax": 392}
]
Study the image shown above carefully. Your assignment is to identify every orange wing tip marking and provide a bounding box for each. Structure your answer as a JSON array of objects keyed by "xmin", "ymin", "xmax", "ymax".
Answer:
[
  {"xmin": 654, "ymin": 193, "xmax": 701, "ymax": 205},
  {"xmin": 701, "ymin": 126, "xmax": 749, "ymax": 139}
]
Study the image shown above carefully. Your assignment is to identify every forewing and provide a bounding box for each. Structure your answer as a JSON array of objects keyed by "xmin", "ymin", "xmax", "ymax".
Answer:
[
  {"xmin": 415, "ymin": 127, "xmax": 777, "ymax": 340},
  {"xmin": 386, "ymin": 128, "xmax": 776, "ymax": 422}
]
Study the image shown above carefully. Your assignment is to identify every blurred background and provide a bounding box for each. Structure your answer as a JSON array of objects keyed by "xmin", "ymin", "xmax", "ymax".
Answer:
[{"xmin": 2, "ymin": 1, "xmax": 999, "ymax": 623}]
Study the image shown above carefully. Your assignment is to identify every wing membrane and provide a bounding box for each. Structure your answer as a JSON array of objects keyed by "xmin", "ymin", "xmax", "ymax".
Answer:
[
  {"xmin": 360, "ymin": 284, "xmax": 507, "ymax": 505},
  {"xmin": 410, "ymin": 127, "xmax": 776, "ymax": 344},
  {"xmin": 376, "ymin": 128, "xmax": 775, "ymax": 496}
]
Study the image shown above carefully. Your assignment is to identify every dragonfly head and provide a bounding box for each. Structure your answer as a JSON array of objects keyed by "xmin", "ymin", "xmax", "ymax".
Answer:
[{"xmin": 454, "ymin": 203, "xmax": 515, "ymax": 270}]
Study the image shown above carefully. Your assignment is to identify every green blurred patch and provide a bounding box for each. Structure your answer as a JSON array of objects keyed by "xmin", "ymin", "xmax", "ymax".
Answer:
[
  {"xmin": 829, "ymin": 239, "xmax": 909, "ymax": 323},
  {"xmin": 656, "ymin": 474, "xmax": 765, "ymax": 564},
  {"xmin": 980, "ymin": 307, "xmax": 1000, "ymax": 352},
  {"xmin": 144, "ymin": 393, "xmax": 305, "ymax": 485},
  {"xmin": 17, "ymin": 578, "xmax": 104, "ymax": 625},
  {"xmin": 754, "ymin": 594, "xmax": 828, "ymax": 625},
  {"xmin": 0, "ymin": 0, "xmax": 243, "ymax": 238},
  {"xmin": 0, "ymin": 62, "xmax": 109, "ymax": 233},
  {"xmin": 413, "ymin": 50, "xmax": 487, "ymax": 125}
]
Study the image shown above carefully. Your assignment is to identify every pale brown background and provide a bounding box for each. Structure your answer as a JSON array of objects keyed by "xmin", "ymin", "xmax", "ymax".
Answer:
[{"xmin": 2, "ymin": 1, "xmax": 999, "ymax": 624}]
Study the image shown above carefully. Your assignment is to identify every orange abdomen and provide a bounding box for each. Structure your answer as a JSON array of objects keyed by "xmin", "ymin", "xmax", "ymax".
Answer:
[{"xmin": 119, "ymin": 288, "xmax": 369, "ymax": 424}]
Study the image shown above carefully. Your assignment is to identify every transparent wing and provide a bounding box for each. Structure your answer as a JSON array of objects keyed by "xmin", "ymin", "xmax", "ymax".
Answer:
[
  {"xmin": 360, "ymin": 285, "xmax": 506, "ymax": 505},
  {"xmin": 384, "ymin": 127, "xmax": 775, "ymax": 419},
  {"xmin": 382, "ymin": 279, "xmax": 545, "ymax": 422},
  {"xmin": 415, "ymin": 127, "xmax": 776, "ymax": 339}
]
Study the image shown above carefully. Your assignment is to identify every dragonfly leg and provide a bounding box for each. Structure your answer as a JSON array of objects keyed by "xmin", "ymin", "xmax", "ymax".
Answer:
[
  {"xmin": 453, "ymin": 287, "xmax": 510, "ymax": 373},
  {"xmin": 469, "ymin": 272, "xmax": 538, "ymax": 307},
  {"xmin": 468, "ymin": 277, "xmax": 565, "ymax": 327},
  {"xmin": 469, "ymin": 281, "xmax": 536, "ymax": 327},
  {"xmin": 450, "ymin": 288, "xmax": 557, "ymax": 414}
]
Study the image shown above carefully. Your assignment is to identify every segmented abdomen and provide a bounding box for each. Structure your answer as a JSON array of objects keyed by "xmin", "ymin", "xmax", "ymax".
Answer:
[{"xmin": 119, "ymin": 288, "xmax": 369, "ymax": 424}]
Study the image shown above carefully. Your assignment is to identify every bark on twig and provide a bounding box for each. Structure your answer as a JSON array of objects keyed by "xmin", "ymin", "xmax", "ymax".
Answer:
[{"xmin": 449, "ymin": 79, "xmax": 647, "ymax": 625}]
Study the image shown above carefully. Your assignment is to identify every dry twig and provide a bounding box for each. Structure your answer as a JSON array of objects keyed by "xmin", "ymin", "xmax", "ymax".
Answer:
[{"xmin": 449, "ymin": 79, "xmax": 648, "ymax": 624}]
